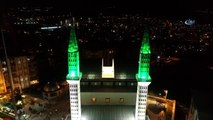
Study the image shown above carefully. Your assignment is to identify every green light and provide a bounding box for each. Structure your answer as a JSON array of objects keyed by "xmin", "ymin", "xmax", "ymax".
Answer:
[
  {"xmin": 140, "ymin": 29, "xmax": 151, "ymax": 54},
  {"xmin": 136, "ymin": 28, "xmax": 151, "ymax": 82},
  {"xmin": 87, "ymin": 73, "xmax": 96, "ymax": 79},
  {"xmin": 68, "ymin": 27, "xmax": 78, "ymax": 53},
  {"xmin": 119, "ymin": 73, "xmax": 127, "ymax": 79},
  {"xmin": 66, "ymin": 26, "xmax": 82, "ymax": 80},
  {"xmin": 71, "ymin": 71, "xmax": 75, "ymax": 77}
]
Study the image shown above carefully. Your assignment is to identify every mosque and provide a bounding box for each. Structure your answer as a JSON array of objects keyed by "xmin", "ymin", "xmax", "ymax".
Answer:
[{"xmin": 65, "ymin": 24, "xmax": 175, "ymax": 120}]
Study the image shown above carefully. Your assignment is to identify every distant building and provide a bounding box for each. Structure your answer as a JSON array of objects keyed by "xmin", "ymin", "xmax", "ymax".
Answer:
[
  {"xmin": 1, "ymin": 56, "xmax": 31, "ymax": 93},
  {"xmin": 27, "ymin": 56, "xmax": 39, "ymax": 85}
]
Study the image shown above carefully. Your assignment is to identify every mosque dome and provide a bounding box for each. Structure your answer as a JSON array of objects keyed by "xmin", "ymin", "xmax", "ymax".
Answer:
[{"xmin": 43, "ymin": 82, "xmax": 61, "ymax": 92}]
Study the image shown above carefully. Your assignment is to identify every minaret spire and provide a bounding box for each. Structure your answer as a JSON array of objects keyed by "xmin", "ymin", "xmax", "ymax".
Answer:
[
  {"xmin": 135, "ymin": 27, "xmax": 151, "ymax": 120},
  {"xmin": 66, "ymin": 22, "xmax": 82, "ymax": 120},
  {"xmin": 136, "ymin": 27, "xmax": 151, "ymax": 82},
  {"xmin": 67, "ymin": 23, "xmax": 80, "ymax": 79}
]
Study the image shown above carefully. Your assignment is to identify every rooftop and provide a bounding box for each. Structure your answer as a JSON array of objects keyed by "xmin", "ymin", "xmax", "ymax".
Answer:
[{"xmin": 66, "ymin": 105, "xmax": 135, "ymax": 120}]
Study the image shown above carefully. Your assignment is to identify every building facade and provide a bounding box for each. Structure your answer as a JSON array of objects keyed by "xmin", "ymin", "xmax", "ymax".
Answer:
[{"xmin": 1, "ymin": 56, "xmax": 31, "ymax": 93}]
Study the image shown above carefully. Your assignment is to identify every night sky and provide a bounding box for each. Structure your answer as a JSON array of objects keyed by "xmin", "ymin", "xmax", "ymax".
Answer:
[{"xmin": 2, "ymin": 0, "xmax": 212, "ymax": 16}]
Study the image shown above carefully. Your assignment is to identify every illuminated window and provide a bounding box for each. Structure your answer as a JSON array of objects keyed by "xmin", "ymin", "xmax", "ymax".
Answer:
[
  {"xmin": 105, "ymin": 98, "xmax": 110, "ymax": 103},
  {"xmin": 91, "ymin": 97, "xmax": 96, "ymax": 103},
  {"xmin": 120, "ymin": 98, "xmax": 124, "ymax": 103}
]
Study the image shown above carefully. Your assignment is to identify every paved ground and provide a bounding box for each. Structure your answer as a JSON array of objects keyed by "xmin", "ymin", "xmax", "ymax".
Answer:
[{"xmin": 21, "ymin": 92, "xmax": 70, "ymax": 120}]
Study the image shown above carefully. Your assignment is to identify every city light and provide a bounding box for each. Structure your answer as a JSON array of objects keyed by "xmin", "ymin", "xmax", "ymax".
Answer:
[
  {"xmin": 40, "ymin": 26, "xmax": 61, "ymax": 30},
  {"xmin": 184, "ymin": 19, "xmax": 195, "ymax": 25},
  {"xmin": 118, "ymin": 73, "xmax": 127, "ymax": 79}
]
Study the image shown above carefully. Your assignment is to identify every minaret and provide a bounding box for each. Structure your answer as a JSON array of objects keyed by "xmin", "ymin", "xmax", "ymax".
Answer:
[
  {"xmin": 66, "ymin": 24, "xmax": 82, "ymax": 120},
  {"xmin": 135, "ymin": 28, "xmax": 151, "ymax": 120}
]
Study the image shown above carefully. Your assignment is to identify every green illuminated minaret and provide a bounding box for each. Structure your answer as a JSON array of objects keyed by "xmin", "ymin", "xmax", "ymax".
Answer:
[
  {"xmin": 136, "ymin": 28, "xmax": 151, "ymax": 82},
  {"xmin": 66, "ymin": 25, "xmax": 81, "ymax": 80},
  {"xmin": 135, "ymin": 28, "xmax": 151, "ymax": 120},
  {"xmin": 66, "ymin": 24, "xmax": 82, "ymax": 120}
]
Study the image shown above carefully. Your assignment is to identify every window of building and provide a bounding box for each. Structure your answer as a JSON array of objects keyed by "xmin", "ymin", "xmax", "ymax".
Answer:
[
  {"xmin": 91, "ymin": 97, "xmax": 96, "ymax": 103},
  {"xmin": 120, "ymin": 98, "xmax": 124, "ymax": 103},
  {"xmin": 91, "ymin": 82, "xmax": 101, "ymax": 86},
  {"xmin": 105, "ymin": 98, "xmax": 110, "ymax": 103},
  {"xmin": 81, "ymin": 82, "xmax": 89, "ymax": 86},
  {"xmin": 103, "ymin": 82, "xmax": 113, "ymax": 86}
]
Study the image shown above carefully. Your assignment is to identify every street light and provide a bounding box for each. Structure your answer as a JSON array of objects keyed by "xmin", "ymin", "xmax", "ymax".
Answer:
[{"xmin": 164, "ymin": 90, "xmax": 168, "ymax": 99}]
